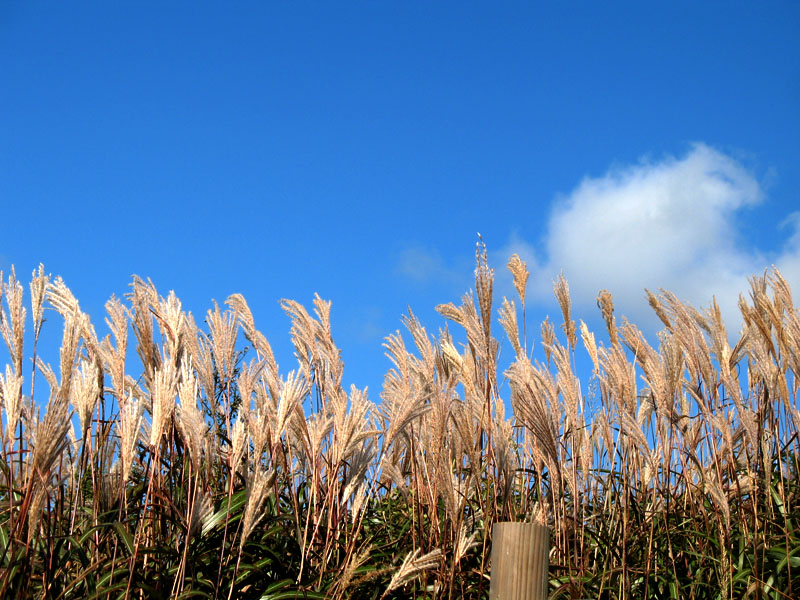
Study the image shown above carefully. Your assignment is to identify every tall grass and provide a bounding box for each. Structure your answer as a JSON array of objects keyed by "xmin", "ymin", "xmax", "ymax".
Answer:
[{"xmin": 0, "ymin": 246, "xmax": 797, "ymax": 598}]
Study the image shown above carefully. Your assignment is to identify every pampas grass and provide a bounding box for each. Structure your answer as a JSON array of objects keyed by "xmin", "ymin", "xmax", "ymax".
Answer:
[{"xmin": 0, "ymin": 256, "xmax": 797, "ymax": 599}]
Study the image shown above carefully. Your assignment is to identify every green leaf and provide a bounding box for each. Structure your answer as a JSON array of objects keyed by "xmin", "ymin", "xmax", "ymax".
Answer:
[
  {"xmin": 202, "ymin": 489, "xmax": 248, "ymax": 536},
  {"xmin": 113, "ymin": 522, "xmax": 136, "ymax": 556},
  {"xmin": 260, "ymin": 579, "xmax": 328, "ymax": 599}
]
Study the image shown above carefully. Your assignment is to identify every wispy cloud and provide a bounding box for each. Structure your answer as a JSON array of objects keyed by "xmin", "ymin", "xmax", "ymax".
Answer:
[
  {"xmin": 352, "ymin": 306, "xmax": 386, "ymax": 344},
  {"xmin": 395, "ymin": 244, "xmax": 469, "ymax": 291},
  {"xmin": 502, "ymin": 143, "xmax": 800, "ymax": 330}
]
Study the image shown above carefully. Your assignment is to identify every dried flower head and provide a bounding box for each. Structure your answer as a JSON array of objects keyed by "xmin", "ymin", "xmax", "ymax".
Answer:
[
  {"xmin": 554, "ymin": 272, "xmax": 577, "ymax": 350},
  {"xmin": 507, "ymin": 253, "xmax": 529, "ymax": 305},
  {"xmin": 596, "ymin": 289, "xmax": 617, "ymax": 344}
]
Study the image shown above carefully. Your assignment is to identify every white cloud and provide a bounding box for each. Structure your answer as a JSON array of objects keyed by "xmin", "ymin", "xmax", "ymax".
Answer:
[
  {"xmin": 775, "ymin": 212, "xmax": 800, "ymax": 291},
  {"xmin": 506, "ymin": 143, "xmax": 800, "ymax": 331}
]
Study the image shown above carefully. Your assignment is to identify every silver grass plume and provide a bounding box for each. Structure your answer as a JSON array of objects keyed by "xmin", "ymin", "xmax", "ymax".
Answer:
[
  {"xmin": 100, "ymin": 295, "xmax": 129, "ymax": 403},
  {"xmin": 70, "ymin": 358, "xmax": 101, "ymax": 435},
  {"xmin": 330, "ymin": 542, "xmax": 373, "ymax": 600},
  {"xmin": 226, "ymin": 293, "xmax": 280, "ymax": 394},
  {"xmin": 155, "ymin": 290, "xmax": 186, "ymax": 362},
  {"xmin": 187, "ymin": 317, "xmax": 216, "ymax": 402},
  {"xmin": 596, "ymin": 289, "xmax": 617, "ymax": 344},
  {"xmin": 30, "ymin": 264, "xmax": 48, "ymax": 344},
  {"xmin": 176, "ymin": 357, "xmax": 206, "ymax": 473},
  {"xmin": 0, "ymin": 268, "xmax": 26, "ymax": 377},
  {"xmin": 275, "ymin": 370, "xmax": 307, "ymax": 442},
  {"xmin": 127, "ymin": 276, "xmax": 161, "ymax": 388},
  {"xmin": 239, "ymin": 467, "xmax": 276, "ymax": 549},
  {"xmin": 120, "ymin": 396, "xmax": 144, "ymax": 483},
  {"xmin": 382, "ymin": 548, "xmax": 443, "ymax": 598},
  {"xmin": 453, "ymin": 524, "xmax": 479, "ymax": 566},
  {"xmin": 474, "ymin": 236, "xmax": 494, "ymax": 344},
  {"xmin": 206, "ymin": 301, "xmax": 238, "ymax": 390},
  {"xmin": 554, "ymin": 272, "xmax": 577, "ymax": 351},
  {"xmin": 0, "ymin": 365, "xmax": 23, "ymax": 443},
  {"xmin": 507, "ymin": 253, "xmax": 529, "ymax": 306},
  {"xmin": 31, "ymin": 384, "xmax": 71, "ymax": 484},
  {"xmin": 541, "ymin": 316, "xmax": 556, "ymax": 363},
  {"xmin": 580, "ymin": 320, "xmax": 599, "ymax": 373},
  {"xmin": 229, "ymin": 417, "xmax": 247, "ymax": 475},
  {"xmin": 190, "ymin": 491, "xmax": 213, "ymax": 536},
  {"xmin": 149, "ymin": 359, "xmax": 178, "ymax": 448},
  {"xmin": 499, "ymin": 298, "xmax": 521, "ymax": 357}
]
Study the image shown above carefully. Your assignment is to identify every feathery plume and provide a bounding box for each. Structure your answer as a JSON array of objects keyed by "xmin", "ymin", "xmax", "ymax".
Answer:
[
  {"xmin": 229, "ymin": 417, "xmax": 247, "ymax": 475},
  {"xmin": 226, "ymin": 293, "xmax": 280, "ymax": 384},
  {"xmin": 541, "ymin": 316, "xmax": 556, "ymax": 363},
  {"xmin": 149, "ymin": 359, "xmax": 178, "ymax": 448},
  {"xmin": 177, "ymin": 358, "xmax": 206, "ymax": 472},
  {"xmin": 239, "ymin": 467, "xmax": 276, "ymax": 549},
  {"xmin": 474, "ymin": 236, "xmax": 494, "ymax": 342},
  {"xmin": 0, "ymin": 365, "xmax": 23, "ymax": 443},
  {"xmin": 30, "ymin": 264, "xmax": 48, "ymax": 342},
  {"xmin": 646, "ymin": 289, "xmax": 673, "ymax": 330},
  {"xmin": 382, "ymin": 548, "xmax": 443, "ymax": 598},
  {"xmin": 101, "ymin": 295, "xmax": 129, "ymax": 402},
  {"xmin": 596, "ymin": 289, "xmax": 617, "ymax": 344},
  {"xmin": 120, "ymin": 396, "xmax": 144, "ymax": 483},
  {"xmin": 0, "ymin": 268, "xmax": 26, "ymax": 376},
  {"xmin": 554, "ymin": 272, "xmax": 577, "ymax": 350},
  {"xmin": 70, "ymin": 358, "xmax": 101, "ymax": 435},
  {"xmin": 507, "ymin": 253, "xmax": 529, "ymax": 305},
  {"xmin": 31, "ymin": 386, "xmax": 71, "ymax": 480},
  {"xmin": 206, "ymin": 301, "xmax": 238, "ymax": 390},
  {"xmin": 499, "ymin": 298, "xmax": 521, "ymax": 357},
  {"xmin": 580, "ymin": 320, "xmax": 599, "ymax": 373}
]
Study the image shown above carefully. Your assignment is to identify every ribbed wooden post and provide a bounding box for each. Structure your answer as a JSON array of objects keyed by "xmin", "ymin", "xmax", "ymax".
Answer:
[{"xmin": 489, "ymin": 522, "xmax": 549, "ymax": 600}]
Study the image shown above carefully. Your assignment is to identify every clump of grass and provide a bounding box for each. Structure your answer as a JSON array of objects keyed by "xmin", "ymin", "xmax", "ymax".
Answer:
[{"xmin": 0, "ymin": 248, "xmax": 797, "ymax": 599}]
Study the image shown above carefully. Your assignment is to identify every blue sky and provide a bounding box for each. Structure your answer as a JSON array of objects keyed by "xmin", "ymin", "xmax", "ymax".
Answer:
[{"xmin": 1, "ymin": 2, "xmax": 799, "ymax": 397}]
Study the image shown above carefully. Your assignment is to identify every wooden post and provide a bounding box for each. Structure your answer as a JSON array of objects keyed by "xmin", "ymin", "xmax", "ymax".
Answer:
[{"xmin": 489, "ymin": 522, "xmax": 549, "ymax": 600}]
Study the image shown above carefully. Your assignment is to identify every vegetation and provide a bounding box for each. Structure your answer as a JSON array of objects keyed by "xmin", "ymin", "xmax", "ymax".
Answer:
[{"xmin": 0, "ymin": 245, "xmax": 797, "ymax": 598}]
